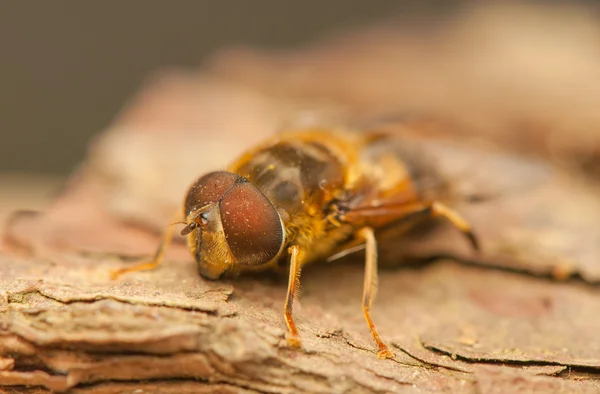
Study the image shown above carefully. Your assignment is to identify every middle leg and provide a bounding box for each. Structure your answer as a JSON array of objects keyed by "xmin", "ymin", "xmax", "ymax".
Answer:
[{"xmin": 357, "ymin": 227, "xmax": 394, "ymax": 359}]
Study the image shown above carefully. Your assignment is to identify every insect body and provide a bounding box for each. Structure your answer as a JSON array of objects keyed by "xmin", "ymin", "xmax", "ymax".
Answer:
[{"xmin": 113, "ymin": 128, "xmax": 479, "ymax": 359}]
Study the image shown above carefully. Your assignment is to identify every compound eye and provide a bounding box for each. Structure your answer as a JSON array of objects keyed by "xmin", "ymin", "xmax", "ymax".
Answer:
[
  {"xmin": 219, "ymin": 182, "xmax": 284, "ymax": 266},
  {"xmin": 185, "ymin": 171, "xmax": 241, "ymax": 216}
]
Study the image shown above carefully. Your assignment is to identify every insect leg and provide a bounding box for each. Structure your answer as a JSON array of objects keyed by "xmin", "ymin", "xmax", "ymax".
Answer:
[
  {"xmin": 284, "ymin": 244, "xmax": 303, "ymax": 348},
  {"xmin": 429, "ymin": 201, "xmax": 479, "ymax": 250},
  {"xmin": 110, "ymin": 213, "xmax": 181, "ymax": 280},
  {"xmin": 342, "ymin": 201, "xmax": 479, "ymax": 251},
  {"xmin": 357, "ymin": 227, "xmax": 394, "ymax": 359}
]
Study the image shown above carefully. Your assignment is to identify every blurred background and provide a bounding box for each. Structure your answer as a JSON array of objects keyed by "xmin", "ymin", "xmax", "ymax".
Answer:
[
  {"xmin": 2, "ymin": 1, "xmax": 600, "ymax": 226},
  {"xmin": 0, "ymin": 1, "xmax": 465, "ymax": 176}
]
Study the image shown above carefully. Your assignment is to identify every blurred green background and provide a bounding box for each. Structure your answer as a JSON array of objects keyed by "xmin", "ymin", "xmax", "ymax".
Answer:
[{"xmin": 0, "ymin": 1, "xmax": 465, "ymax": 175}]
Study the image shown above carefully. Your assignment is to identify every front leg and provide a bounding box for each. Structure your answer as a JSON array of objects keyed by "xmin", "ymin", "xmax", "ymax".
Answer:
[
  {"xmin": 283, "ymin": 244, "xmax": 303, "ymax": 348},
  {"xmin": 110, "ymin": 211, "xmax": 182, "ymax": 280}
]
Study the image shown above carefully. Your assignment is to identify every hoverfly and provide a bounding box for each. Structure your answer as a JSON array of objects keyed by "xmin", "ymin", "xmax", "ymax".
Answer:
[{"xmin": 112, "ymin": 128, "xmax": 479, "ymax": 359}]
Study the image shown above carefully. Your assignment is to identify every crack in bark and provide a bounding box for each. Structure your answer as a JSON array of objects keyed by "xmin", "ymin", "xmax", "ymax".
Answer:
[
  {"xmin": 391, "ymin": 342, "xmax": 472, "ymax": 374},
  {"xmin": 337, "ymin": 330, "xmax": 429, "ymax": 369},
  {"xmin": 309, "ymin": 350, "xmax": 415, "ymax": 389},
  {"xmin": 73, "ymin": 377, "xmax": 266, "ymax": 394},
  {"xmin": 424, "ymin": 344, "xmax": 600, "ymax": 380},
  {"xmin": 6, "ymin": 287, "xmax": 227, "ymax": 315}
]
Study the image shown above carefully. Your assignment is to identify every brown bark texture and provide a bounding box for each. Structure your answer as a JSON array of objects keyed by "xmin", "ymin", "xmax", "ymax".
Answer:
[{"xmin": 2, "ymin": 4, "xmax": 600, "ymax": 393}]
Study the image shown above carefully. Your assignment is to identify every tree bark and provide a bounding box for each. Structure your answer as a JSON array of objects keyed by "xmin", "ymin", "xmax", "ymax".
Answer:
[{"xmin": 2, "ymin": 5, "xmax": 600, "ymax": 392}]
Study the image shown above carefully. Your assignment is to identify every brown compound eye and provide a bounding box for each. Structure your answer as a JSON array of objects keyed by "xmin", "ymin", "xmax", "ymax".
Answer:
[
  {"xmin": 219, "ymin": 182, "xmax": 284, "ymax": 266},
  {"xmin": 184, "ymin": 171, "xmax": 241, "ymax": 216}
]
